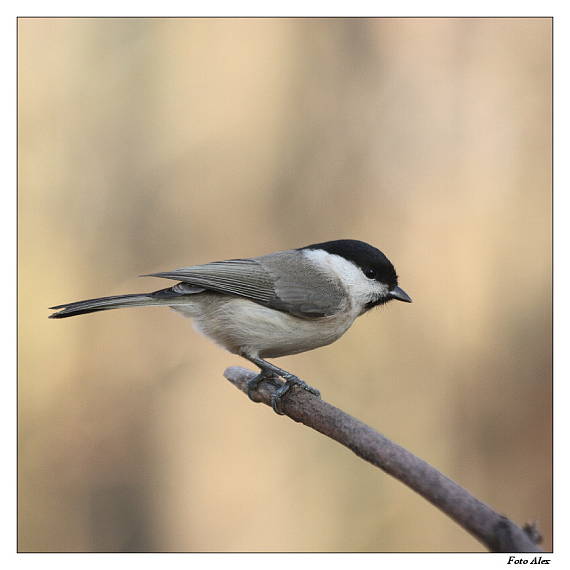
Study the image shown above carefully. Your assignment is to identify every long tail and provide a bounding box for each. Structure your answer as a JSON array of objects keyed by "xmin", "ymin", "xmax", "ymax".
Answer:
[
  {"xmin": 49, "ymin": 293, "xmax": 165, "ymax": 319},
  {"xmin": 48, "ymin": 284, "xmax": 201, "ymax": 319}
]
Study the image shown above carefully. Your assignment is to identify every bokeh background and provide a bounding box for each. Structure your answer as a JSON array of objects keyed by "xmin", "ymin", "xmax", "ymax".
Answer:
[{"xmin": 18, "ymin": 17, "xmax": 552, "ymax": 552}]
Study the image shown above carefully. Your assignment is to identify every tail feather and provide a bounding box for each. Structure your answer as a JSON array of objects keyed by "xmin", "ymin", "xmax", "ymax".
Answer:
[
  {"xmin": 49, "ymin": 283, "xmax": 206, "ymax": 319},
  {"xmin": 49, "ymin": 293, "xmax": 159, "ymax": 319}
]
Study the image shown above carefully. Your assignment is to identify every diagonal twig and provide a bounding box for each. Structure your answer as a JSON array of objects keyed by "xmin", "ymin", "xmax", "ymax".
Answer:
[{"xmin": 224, "ymin": 366, "xmax": 543, "ymax": 553}]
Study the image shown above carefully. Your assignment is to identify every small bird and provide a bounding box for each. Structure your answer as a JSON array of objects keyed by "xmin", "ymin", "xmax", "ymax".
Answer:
[{"xmin": 50, "ymin": 239, "xmax": 411, "ymax": 413}]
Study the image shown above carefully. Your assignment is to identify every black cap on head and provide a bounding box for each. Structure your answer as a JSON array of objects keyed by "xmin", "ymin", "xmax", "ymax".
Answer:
[{"xmin": 300, "ymin": 239, "xmax": 399, "ymax": 289}]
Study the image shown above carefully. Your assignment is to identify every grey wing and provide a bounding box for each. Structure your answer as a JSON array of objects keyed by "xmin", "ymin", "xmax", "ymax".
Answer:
[
  {"xmin": 146, "ymin": 259, "xmax": 275, "ymax": 305},
  {"xmin": 146, "ymin": 251, "xmax": 346, "ymax": 318},
  {"xmin": 255, "ymin": 251, "xmax": 346, "ymax": 317}
]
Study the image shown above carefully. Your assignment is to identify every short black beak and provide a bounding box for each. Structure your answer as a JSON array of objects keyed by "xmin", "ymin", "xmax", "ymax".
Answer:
[{"xmin": 389, "ymin": 286, "xmax": 412, "ymax": 303}]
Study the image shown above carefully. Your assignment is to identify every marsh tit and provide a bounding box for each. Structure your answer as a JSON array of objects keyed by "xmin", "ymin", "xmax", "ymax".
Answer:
[{"xmin": 50, "ymin": 239, "xmax": 412, "ymax": 413}]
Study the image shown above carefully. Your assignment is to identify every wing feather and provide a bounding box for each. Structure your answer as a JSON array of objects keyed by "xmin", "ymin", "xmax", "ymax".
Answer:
[
  {"xmin": 146, "ymin": 252, "xmax": 346, "ymax": 318},
  {"xmin": 146, "ymin": 259, "xmax": 274, "ymax": 305}
]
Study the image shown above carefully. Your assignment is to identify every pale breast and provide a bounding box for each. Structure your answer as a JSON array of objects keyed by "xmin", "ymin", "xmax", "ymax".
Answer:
[{"xmin": 171, "ymin": 294, "xmax": 357, "ymax": 359}]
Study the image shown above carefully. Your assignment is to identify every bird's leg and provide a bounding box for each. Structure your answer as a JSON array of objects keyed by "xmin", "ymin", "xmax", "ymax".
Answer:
[{"xmin": 243, "ymin": 355, "xmax": 321, "ymax": 414}]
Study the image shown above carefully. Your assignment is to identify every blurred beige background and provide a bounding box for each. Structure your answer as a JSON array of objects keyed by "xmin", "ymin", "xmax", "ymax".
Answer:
[{"xmin": 18, "ymin": 17, "xmax": 552, "ymax": 552}]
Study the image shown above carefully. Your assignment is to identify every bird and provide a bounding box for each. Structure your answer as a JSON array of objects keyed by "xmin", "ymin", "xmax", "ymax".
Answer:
[{"xmin": 50, "ymin": 239, "xmax": 412, "ymax": 413}]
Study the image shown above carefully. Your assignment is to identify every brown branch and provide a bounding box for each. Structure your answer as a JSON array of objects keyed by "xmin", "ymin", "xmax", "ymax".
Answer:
[{"xmin": 224, "ymin": 366, "xmax": 543, "ymax": 553}]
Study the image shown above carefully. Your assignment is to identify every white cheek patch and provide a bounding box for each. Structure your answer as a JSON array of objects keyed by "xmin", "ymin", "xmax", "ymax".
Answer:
[{"xmin": 302, "ymin": 249, "xmax": 388, "ymax": 310}]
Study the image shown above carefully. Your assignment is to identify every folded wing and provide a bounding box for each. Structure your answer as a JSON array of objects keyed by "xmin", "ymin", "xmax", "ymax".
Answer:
[{"xmin": 146, "ymin": 252, "xmax": 345, "ymax": 318}]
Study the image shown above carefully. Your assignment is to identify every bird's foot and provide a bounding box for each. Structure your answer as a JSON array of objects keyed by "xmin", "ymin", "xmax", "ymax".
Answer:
[
  {"xmin": 246, "ymin": 370, "xmax": 279, "ymax": 402},
  {"xmin": 270, "ymin": 373, "xmax": 321, "ymax": 415},
  {"xmin": 243, "ymin": 355, "xmax": 322, "ymax": 414},
  {"xmin": 279, "ymin": 371, "xmax": 321, "ymax": 398}
]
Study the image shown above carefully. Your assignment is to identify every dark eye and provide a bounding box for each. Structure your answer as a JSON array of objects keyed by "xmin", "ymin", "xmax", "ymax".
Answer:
[{"xmin": 364, "ymin": 268, "xmax": 376, "ymax": 279}]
